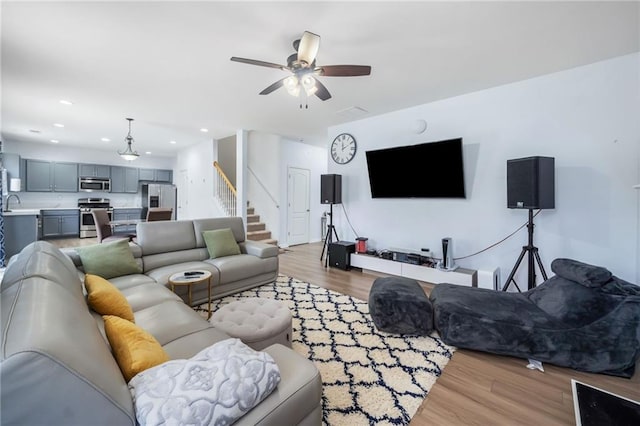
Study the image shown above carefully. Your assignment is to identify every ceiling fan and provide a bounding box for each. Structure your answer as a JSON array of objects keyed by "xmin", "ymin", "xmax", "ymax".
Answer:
[{"xmin": 230, "ymin": 31, "xmax": 371, "ymax": 106}]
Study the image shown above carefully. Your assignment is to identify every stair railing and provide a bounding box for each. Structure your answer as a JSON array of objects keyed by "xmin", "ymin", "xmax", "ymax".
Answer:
[
  {"xmin": 248, "ymin": 166, "xmax": 279, "ymax": 209},
  {"xmin": 213, "ymin": 161, "xmax": 237, "ymax": 216}
]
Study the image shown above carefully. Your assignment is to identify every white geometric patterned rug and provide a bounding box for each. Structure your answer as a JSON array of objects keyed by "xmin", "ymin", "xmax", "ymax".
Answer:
[{"xmin": 195, "ymin": 275, "xmax": 454, "ymax": 425}]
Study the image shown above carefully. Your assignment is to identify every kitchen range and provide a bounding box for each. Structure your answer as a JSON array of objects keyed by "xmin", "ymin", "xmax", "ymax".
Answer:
[{"xmin": 78, "ymin": 198, "xmax": 112, "ymax": 238}]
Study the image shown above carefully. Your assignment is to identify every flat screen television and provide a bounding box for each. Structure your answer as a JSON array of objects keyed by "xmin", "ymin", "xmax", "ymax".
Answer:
[{"xmin": 365, "ymin": 138, "xmax": 466, "ymax": 198}]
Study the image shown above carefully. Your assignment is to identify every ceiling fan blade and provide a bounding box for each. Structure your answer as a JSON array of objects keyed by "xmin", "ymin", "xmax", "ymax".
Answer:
[
  {"xmin": 259, "ymin": 77, "xmax": 288, "ymax": 95},
  {"xmin": 297, "ymin": 31, "xmax": 320, "ymax": 66},
  {"xmin": 230, "ymin": 57, "xmax": 288, "ymax": 71},
  {"xmin": 317, "ymin": 65, "xmax": 372, "ymax": 77},
  {"xmin": 314, "ymin": 79, "xmax": 332, "ymax": 101}
]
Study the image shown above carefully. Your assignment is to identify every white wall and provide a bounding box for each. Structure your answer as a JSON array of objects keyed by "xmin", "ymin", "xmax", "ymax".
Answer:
[
  {"xmin": 328, "ymin": 53, "xmax": 640, "ymax": 284},
  {"xmin": 175, "ymin": 139, "xmax": 223, "ymax": 219},
  {"xmin": 247, "ymin": 132, "xmax": 282, "ymax": 241},
  {"xmin": 217, "ymin": 135, "xmax": 237, "ymax": 187}
]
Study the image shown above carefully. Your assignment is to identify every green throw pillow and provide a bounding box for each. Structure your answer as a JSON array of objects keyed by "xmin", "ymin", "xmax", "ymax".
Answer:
[
  {"xmin": 76, "ymin": 239, "xmax": 142, "ymax": 279},
  {"xmin": 203, "ymin": 228, "xmax": 241, "ymax": 259}
]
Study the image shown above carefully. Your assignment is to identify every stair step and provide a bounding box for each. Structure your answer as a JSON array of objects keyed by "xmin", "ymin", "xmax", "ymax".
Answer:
[
  {"xmin": 247, "ymin": 214, "xmax": 260, "ymax": 223},
  {"xmin": 247, "ymin": 230, "xmax": 271, "ymax": 241},
  {"xmin": 246, "ymin": 207, "xmax": 255, "ymax": 215},
  {"xmin": 259, "ymin": 238, "xmax": 278, "ymax": 246},
  {"xmin": 247, "ymin": 222, "xmax": 266, "ymax": 232}
]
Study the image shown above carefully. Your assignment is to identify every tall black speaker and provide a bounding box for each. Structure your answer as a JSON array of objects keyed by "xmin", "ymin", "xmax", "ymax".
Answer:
[
  {"xmin": 507, "ymin": 156, "xmax": 555, "ymax": 209},
  {"xmin": 321, "ymin": 174, "xmax": 342, "ymax": 204}
]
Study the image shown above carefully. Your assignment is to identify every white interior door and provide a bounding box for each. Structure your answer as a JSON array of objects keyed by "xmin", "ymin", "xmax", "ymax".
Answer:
[{"xmin": 287, "ymin": 167, "xmax": 310, "ymax": 246}]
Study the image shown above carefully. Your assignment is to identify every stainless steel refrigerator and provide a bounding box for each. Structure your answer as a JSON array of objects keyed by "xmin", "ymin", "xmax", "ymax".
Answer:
[{"xmin": 142, "ymin": 184, "xmax": 177, "ymax": 220}]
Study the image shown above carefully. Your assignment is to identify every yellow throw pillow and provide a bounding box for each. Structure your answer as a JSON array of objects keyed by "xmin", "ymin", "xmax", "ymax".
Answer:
[
  {"xmin": 84, "ymin": 274, "xmax": 135, "ymax": 322},
  {"xmin": 103, "ymin": 315, "xmax": 170, "ymax": 382}
]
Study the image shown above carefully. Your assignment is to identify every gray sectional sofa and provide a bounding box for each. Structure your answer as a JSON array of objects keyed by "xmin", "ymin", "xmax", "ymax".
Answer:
[
  {"xmin": 66, "ymin": 216, "xmax": 280, "ymax": 306},
  {"xmin": 1, "ymin": 217, "xmax": 322, "ymax": 425}
]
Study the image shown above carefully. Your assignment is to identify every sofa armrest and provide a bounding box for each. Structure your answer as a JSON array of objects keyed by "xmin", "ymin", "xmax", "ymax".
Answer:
[{"xmin": 239, "ymin": 241, "xmax": 279, "ymax": 259}]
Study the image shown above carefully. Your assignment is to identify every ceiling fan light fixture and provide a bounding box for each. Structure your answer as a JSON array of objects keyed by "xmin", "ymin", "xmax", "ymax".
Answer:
[
  {"xmin": 301, "ymin": 75, "xmax": 317, "ymax": 96},
  {"xmin": 118, "ymin": 118, "xmax": 139, "ymax": 161},
  {"xmin": 284, "ymin": 76, "xmax": 300, "ymax": 96}
]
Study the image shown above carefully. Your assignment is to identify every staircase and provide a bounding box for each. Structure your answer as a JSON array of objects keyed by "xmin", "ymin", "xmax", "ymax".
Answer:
[
  {"xmin": 213, "ymin": 161, "xmax": 277, "ymax": 246},
  {"xmin": 246, "ymin": 206, "xmax": 277, "ymax": 246}
]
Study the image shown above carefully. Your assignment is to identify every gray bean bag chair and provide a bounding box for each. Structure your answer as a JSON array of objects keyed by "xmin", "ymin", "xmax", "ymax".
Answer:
[{"xmin": 430, "ymin": 258, "xmax": 640, "ymax": 377}]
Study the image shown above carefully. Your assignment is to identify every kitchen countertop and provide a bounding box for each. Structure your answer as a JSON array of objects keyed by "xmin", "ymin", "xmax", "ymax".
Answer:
[
  {"xmin": 111, "ymin": 206, "xmax": 143, "ymax": 209},
  {"xmin": 3, "ymin": 209, "xmax": 42, "ymax": 216}
]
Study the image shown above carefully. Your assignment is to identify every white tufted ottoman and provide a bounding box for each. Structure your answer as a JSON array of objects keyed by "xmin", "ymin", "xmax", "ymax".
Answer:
[{"xmin": 210, "ymin": 298, "xmax": 292, "ymax": 351}]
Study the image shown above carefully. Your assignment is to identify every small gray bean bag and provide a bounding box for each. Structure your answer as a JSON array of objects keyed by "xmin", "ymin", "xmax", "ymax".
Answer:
[
  {"xmin": 430, "ymin": 258, "xmax": 640, "ymax": 377},
  {"xmin": 369, "ymin": 276, "xmax": 433, "ymax": 335}
]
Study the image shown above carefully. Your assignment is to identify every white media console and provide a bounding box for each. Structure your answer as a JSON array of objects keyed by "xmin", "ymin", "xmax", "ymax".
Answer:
[{"xmin": 350, "ymin": 253, "xmax": 477, "ymax": 287}]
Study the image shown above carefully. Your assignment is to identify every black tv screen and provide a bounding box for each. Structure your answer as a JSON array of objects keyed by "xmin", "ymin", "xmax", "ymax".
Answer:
[{"xmin": 366, "ymin": 138, "xmax": 466, "ymax": 198}]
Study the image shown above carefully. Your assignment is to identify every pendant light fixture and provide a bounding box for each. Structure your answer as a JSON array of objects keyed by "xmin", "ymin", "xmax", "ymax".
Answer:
[{"xmin": 118, "ymin": 118, "xmax": 139, "ymax": 161}]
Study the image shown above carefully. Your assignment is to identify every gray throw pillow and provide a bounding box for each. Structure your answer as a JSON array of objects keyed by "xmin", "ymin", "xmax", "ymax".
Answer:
[
  {"xmin": 551, "ymin": 258, "xmax": 612, "ymax": 287},
  {"xmin": 203, "ymin": 228, "xmax": 241, "ymax": 259},
  {"xmin": 76, "ymin": 239, "xmax": 142, "ymax": 279}
]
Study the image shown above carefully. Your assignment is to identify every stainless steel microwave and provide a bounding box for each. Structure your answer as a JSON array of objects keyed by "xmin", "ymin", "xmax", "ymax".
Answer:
[{"xmin": 79, "ymin": 177, "xmax": 111, "ymax": 192}]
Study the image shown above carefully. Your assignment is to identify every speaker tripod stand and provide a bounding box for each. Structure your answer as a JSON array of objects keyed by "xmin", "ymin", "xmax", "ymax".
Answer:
[
  {"xmin": 502, "ymin": 209, "xmax": 548, "ymax": 292},
  {"xmin": 320, "ymin": 204, "xmax": 340, "ymax": 268}
]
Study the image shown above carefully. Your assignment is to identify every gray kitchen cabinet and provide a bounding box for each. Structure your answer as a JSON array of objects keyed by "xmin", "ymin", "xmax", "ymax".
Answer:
[
  {"xmin": 53, "ymin": 162, "xmax": 78, "ymax": 192},
  {"xmin": 41, "ymin": 209, "xmax": 79, "ymax": 238},
  {"xmin": 79, "ymin": 163, "xmax": 110, "ymax": 178},
  {"xmin": 112, "ymin": 208, "xmax": 142, "ymax": 233},
  {"xmin": 138, "ymin": 168, "xmax": 155, "ymax": 181},
  {"xmin": 139, "ymin": 168, "xmax": 172, "ymax": 183},
  {"xmin": 26, "ymin": 160, "xmax": 78, "ymax": 192},
  {"xmin": 3, "ymin": 214, "xmax": 39, "ymax": 260},
  {"xmin": 155, "ymin": 169, "xmax": 172, "ymax": 182},
  {"xmin": 25, "ymin": 160, "xmax": 52, "ymax": 191},
  {"xmin": 110, "ymin": 166, "xmax": 139, "ymax": 193}
]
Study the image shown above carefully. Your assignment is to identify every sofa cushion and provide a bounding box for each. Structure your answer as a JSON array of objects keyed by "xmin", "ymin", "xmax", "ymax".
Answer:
[
  {"xmin": 551, "ymin": 258, "xmax": 612, "ymax": 287},
  {"xmin": 136, "ymin": 220, "xmax": 197, "ymax": 256},
  {"xmin": 2, "ymin": 241, "xmax": 85, "ymax": 302},
  {"xmin": 76, "ymin": 239, "xmax": 142, "ymax": 279},
  {"xmin": 134, "ymin": 300, "xmax": 214, "ymax": 347},
  {"xmin": 142, "ymin": 249, "xmax": 209, "ymax": 274},
  {"xmin": 120, "ymin": 283, "xmax": 183, "ymax": 312},
  {"xmin": 193, "ymin": 217, "xmax": 246, "ymax": 247},
  {"xmin": 85, "ymin": 274, "xmax": 135, "ymax": 322},
  {"xmin": 128, "ymin": 339, "xmax": 280, "ymax": 426},
  {"xmin": 206, "ymin": 254, "xmax": 274, "ymax": 284},
  {"xmin": 203, "ymin": 228, "xmax": 241, "ymax": 259},
  {"xmin": 103, "ymin": 315, "xmax": 170, "ymax": 382}
]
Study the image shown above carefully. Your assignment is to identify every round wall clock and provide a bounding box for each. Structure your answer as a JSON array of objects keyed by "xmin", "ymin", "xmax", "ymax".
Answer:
[{"xmin": 331, "ymin": 133, "xmax": 357, "ymax": 164}]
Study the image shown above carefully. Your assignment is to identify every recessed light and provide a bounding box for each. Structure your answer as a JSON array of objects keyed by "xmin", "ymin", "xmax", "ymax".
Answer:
[
  {"xmin": 50, "ymin": 139, "xmax": 59, "ymax": 143},
  {"xmin": 53, "ymin": 123, "xmax": 64, "ymax": 128},
  {"xmin": 200, "ymin": 128, "xmax": 208, "ymax": 133},
  {"xmin": 145, "ymin": 151, "xmax": 152, "ymax": 155},
  {"xmin": 169, "ymin": 140, "xmax": 177, "ymax": 144},
  {"xmin": 59, "ymin": 100, "xmax": 73, "ymax": 106},
  {"xmin": 28, "ymin": 129, "xmax": 41, "ymax": 133},
  {"xmin": 101, "ymin": 137, "xmax": 111, "ymax": 142}
]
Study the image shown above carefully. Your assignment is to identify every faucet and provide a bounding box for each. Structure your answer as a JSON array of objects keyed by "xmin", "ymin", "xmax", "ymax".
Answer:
[{"xmin": 4, "ymin": 194, "xmax": 21, "ymax": 212}]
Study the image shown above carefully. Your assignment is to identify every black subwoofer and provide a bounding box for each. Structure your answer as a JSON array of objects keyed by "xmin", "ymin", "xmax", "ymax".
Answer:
[
  {"xmin": 321, "ymin": 174, "xmax": 342, "ymax": 204},
  {"xmin": 328, "ymin": 241, "xmax": 355, "ymax": 270},
  {"xmin": 507, "ymin": 156, "xmax": 555, "ymax": 209}
]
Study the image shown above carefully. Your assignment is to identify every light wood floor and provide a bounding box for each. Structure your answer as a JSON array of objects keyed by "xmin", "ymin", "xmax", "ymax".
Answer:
[{"xmin": 52, "ymin": 238, "xmax": 639, "ymax": 425}]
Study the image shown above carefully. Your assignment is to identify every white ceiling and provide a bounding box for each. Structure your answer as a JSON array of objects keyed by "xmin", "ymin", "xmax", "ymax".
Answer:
[{"xmin": 2, "ymin": 1, "xmax": 638, "ymax": 157}]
